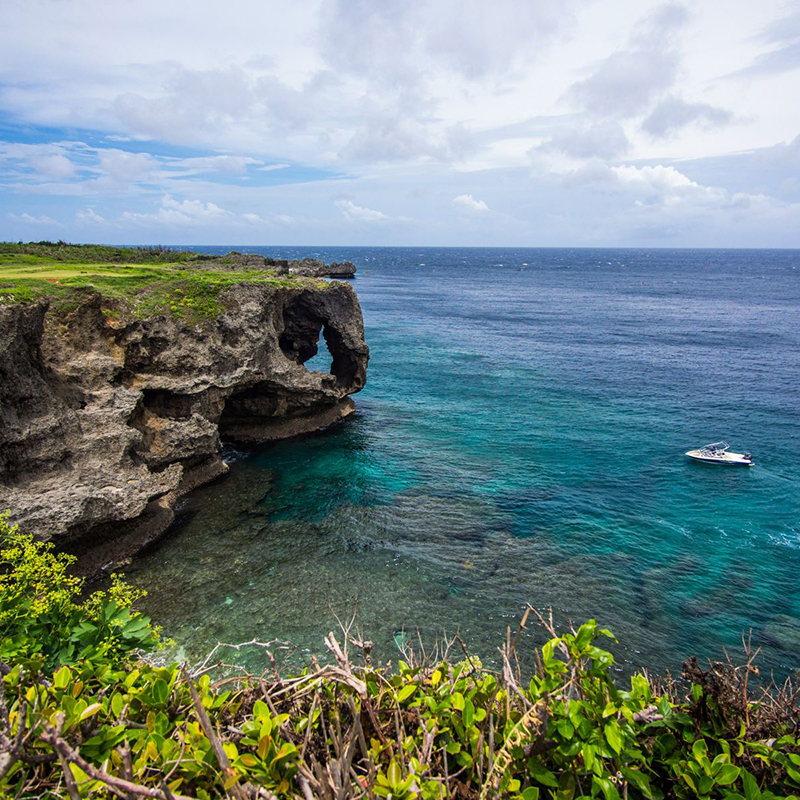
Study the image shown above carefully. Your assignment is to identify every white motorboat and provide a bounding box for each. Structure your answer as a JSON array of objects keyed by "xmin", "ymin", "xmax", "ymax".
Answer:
[{"xmin": 685, "ymin": 441, "xmax": 754, "ymax": 466}]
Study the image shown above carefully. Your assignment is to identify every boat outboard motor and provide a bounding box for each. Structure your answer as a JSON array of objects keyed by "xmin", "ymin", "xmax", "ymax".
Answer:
[{"xmin": 744, "ymin": 453, "xmax": 752, "ymax": 461}]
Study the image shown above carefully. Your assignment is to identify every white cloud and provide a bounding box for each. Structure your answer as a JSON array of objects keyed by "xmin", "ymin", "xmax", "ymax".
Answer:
[
  {"xmin": 335, "ymin": 199, "xmax": 387, "ymax": 222},
  {"xmin": 175, "ymin": 155, "xmax": 261, "ymax": 173},
  {"xmin": 76, "ymin": 207, "xmax": 107, "ymax": 224},
  {"xmin": 566, "ymin": 3, "xmax": 689, "ymax": 118},
  {"xmin": 8, "ymin": 212, "xmax": 60, "ymax": 225},
  {"xmin": 453, "ymin": 194, "xmax": 490, "ymax": 212},
  {"xmin": 28, "ymin": 153, "xmax": 76, "ymax": 180},
  {"xmin": 98, "ymin": 149, "xmax": 158, "ymax": 181},
  {"xmin": 612, "ymin": 164, "xmax": 700, "ymax": 192},
  {"xmin": 121, "ymin": 195, "xmax": 232, "ymax": 226},
  {"xmin": 538, "ymin": 121, "xmax": 630, "ymax": 160},
  {"xmin": 642, "ymin": 95, "xmax": 734, "ymax": 138},
  {"xmin": 0, "ymin": 0, "xmax": 799, "ymax": 246},
  {"xmin": 728, "ymin": 6, "xmax": 800, "ymax": 78}
]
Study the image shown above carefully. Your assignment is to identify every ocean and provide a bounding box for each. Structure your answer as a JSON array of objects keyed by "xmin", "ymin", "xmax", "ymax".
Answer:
[{"xmin": 127, "ymin": 247, "xmax": 800, "ymax": 676}]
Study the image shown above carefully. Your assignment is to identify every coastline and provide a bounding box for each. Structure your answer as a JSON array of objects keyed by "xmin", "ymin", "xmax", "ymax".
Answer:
[{"xmin": 0, "ymin": 244, "xmax": 369, "ymax": 572}]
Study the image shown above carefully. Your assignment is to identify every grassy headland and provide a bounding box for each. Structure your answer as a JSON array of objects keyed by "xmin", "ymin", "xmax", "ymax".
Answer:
[{"xmin": 0, "ymin": 241, "xmax": 326, "ymax": 321}]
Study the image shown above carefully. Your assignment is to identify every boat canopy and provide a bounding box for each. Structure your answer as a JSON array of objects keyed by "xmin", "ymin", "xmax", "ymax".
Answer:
[{"xmin": 703, "ymin": 441, "xmax": 729, "ymax": 451}]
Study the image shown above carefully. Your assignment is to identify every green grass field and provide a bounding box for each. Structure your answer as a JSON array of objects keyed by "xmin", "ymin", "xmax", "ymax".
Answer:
[{"xmin": 0, "ymin": 243, "xmax": 324, "ymax": 320}]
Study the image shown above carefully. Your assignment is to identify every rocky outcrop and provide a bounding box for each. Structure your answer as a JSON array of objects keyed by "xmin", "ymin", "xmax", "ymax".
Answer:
[
  {"xmin": 196, "ymin": 253, "xmax": 357, "ymax": 278},
  {"xmin": 0, "ymin": 281, "xmax": 368, "ymax": 570}
]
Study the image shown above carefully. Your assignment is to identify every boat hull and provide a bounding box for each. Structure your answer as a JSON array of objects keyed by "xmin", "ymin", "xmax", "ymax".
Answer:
[{"xmin": 685, "ymin": 450, "xmax": 754, "ymax": 466}]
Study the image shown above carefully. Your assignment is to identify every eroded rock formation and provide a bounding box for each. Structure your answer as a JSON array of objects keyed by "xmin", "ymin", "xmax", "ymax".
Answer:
[{"xmin": 0, "ymin": 281, "xmax": 368, "ymax": 570}]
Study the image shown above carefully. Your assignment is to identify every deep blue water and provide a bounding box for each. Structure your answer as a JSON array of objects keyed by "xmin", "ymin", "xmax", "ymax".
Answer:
[{"xmin": 128, "ymin": 247, "xmax": 800, "ymax": 676}]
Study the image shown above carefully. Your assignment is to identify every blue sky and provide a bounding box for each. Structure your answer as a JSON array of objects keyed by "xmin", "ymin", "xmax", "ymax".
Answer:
[{"xmin": 1, "ymin": 0, "xmax": 800, "ymax": 247}]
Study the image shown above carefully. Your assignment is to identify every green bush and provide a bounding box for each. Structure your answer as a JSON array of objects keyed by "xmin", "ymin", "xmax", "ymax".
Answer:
[
  {"xmin": 1, "ymin": 516, "xmax": 799, "ymax": 798},
  {"xmin": 0, "ymin": 513, "xmax": 159, "ymax": 671}
]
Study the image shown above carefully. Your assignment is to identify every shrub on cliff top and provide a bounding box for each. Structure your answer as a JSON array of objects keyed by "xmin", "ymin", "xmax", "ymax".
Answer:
[{"xmin": 1, "ymin": 516, "xmax": 800, "ymax": 799}]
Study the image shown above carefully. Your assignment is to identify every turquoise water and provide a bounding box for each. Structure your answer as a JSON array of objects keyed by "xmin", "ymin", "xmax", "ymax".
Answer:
[{"xmin": 128, "ymin": 248, "xmax": 800, "ymax": 675}]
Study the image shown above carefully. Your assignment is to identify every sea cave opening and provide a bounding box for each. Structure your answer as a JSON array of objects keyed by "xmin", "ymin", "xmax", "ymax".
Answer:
[{"xmin": 278, "ymin": 298, "xmax": 358, "ymax": 387}]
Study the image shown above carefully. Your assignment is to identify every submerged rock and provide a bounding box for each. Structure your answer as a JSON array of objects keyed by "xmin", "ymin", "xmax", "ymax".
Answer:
[{"xmin": 0, "ymin": 280, "xmax": 368, "ymax": 570}]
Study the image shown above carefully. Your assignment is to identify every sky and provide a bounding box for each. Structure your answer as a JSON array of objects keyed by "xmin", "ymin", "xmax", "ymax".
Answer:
[{"xmin": 1, "ymin": 0, "xmax": 800, "ymax": 247}]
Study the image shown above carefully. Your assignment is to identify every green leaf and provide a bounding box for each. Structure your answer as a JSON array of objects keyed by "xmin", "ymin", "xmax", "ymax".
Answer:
[
  {"xmin": 387, "ymin": 759, "xmax": 402, "ymax": 787},
  {"xmin": 582, "ymin": 744, "xmax": 596, "ymax": 772},
  {"xmin": 742, "ymin": 769, "xmax": 761, "ymax": 800},
  {"xmin": 557, "ymin": 719, "xmax": 574, "ymax": 739},
  {"xmin": 521, "ymin": 788, "xmax": 540, "ymax": 800},
  {"xmin": 463, "ymin": 699, "xmax": 475, "ymax": 728},
  {"xmin": 575, "ymin": 620, "xmax": 596, "ymax": 650},
  {"xmin": 592, "ymin": 776, "xmax": 621, "ymax": 800},
  {"xmin": 692, "ymin": 738, "xmax": 708, "ymax": 761},
  {"xmin": 151, "ymin": 678, "xmax": 169, "ymax": 705},
  {"xmin": 79, "ymin": 702, "xmax": 103, "ymax": 721},
  {"xmin": 397, "ymin": 683, "xmax": 417, "ymax": 703},
  {"xmin": 785, "ymin": 765, "xmax": 800, "ymax": 784},
  {"xmin": 715, "ymin": 765, "xmax": 740, "ymax": 785},
  {"xmin": 621, "ymin": 767, "xmax": 654, "ymax": 799},
  {"xmin": 605, "ymin": 720, "xmax": 623, "ymax": 754},
  {"xmin": 557, "ymin": 771, "xmax": 576, "ymax": 800},
  {"xmin": 54, "ymin": 665, "xmax": 71, "ymax": 689},
  {"xmin": 111, "ymin": 693, "xmax": 124, "ymax": 717},
  {"xmin": 528, "ymin": 761, "xmax": 559, "ymax": 788}
]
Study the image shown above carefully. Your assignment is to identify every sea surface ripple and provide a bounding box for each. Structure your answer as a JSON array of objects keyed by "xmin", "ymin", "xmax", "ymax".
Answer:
[{"xmin": 127, "ymin": 247, "xmax": 800, "ymax": 675}]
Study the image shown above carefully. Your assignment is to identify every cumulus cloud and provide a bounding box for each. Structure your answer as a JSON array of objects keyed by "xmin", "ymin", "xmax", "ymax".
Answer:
[
  {"xmin": 0, "ymin": 142, "xmax": 82, "ymax": 181},
  {"xmin": 75, "ymin": 207, "xmax": 107, "ymax": 224},
  {"xmin": 317, "ymin": 0, "xmax": 572, "ymax": 83},
  {"xmin": 121, "ymin": 195, "xmax": 232, "ymax": 226},
  {"xmin": 566, "ymin": 2, "xmax": 688, "ymax": 118},
  {"xmin": 341, "ymin": 115, "xmax": 474, "ymax": 164},
  {"xmin": 1, "ymin": 0, "xmax": 799, "ymax": 246},
  {"xmin": 641, "ymin": 96, "xmax": 734, "ymax": 138},
  {"xmin": 335, "ymin": 199, "xmax": 387, "ymax": 222},
  {"xmin": 8, "ymin": 212, "xmax": 60, "ymax": 225},
  {"xmin": 453, "ymin": 194, "xmax": 490, "ymax": 213},
  {"xmin": 28, "ymin": 153, "xmax": 76, "ymax": 180},
  {"xmin": 97, "ymin": 149, "xmax": 158, "ymax": 182},
  {"xmin": 538, "ymin": 121, "xmax": 630, "ymax": 160},
  {"xmin": 563, "ymin": 161, "xmax": 776, "ymax": 215}
]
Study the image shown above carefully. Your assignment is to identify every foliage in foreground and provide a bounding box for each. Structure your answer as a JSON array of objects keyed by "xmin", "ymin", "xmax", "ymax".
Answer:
[{"xmin": 1, "ymin": 519, "xmax": 800, "ymax": 799}]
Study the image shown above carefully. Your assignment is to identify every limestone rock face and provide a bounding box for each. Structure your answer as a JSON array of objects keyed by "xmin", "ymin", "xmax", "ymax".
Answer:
[{"xmin": 0, "ymin": 281, "xmax": 368, "ymax": 567}]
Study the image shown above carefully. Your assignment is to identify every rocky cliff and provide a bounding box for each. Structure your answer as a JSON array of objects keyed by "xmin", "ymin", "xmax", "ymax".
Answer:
[{"xmin": 0, "ymin": 280, "xmax": 368, "ymax": 571}]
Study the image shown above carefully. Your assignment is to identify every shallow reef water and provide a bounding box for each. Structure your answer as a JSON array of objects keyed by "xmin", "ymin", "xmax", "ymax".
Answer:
[{"xmin": 127, "ymin": 247, "xmax": 800, "ymax": 677}]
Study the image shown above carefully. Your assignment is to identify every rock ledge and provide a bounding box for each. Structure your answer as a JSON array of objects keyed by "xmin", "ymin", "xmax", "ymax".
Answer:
[{"xmin": 0, "ymin": 280, "xmax": 368, "ymax": 570}]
